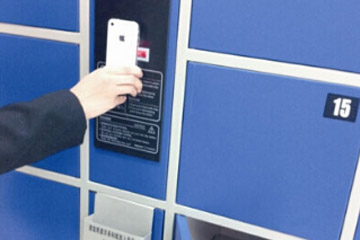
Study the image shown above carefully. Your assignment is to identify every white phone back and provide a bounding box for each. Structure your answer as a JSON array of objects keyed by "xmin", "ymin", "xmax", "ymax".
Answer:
[{"xmin": 106, "ymin": 19, "xmax": 139, "ymax": 68}]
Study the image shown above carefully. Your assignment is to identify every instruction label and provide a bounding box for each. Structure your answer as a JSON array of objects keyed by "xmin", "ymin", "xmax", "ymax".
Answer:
[
  {"xmin": 110, "ymin": 69, "xmax": 163, "ymax": 122},
  {"xmin": 94, "ymin": 65, "xmax": 163, "ymax": 160},
  {"xmin": 96, "ymin": 115, "xmax": 160, "ymax": 154}
]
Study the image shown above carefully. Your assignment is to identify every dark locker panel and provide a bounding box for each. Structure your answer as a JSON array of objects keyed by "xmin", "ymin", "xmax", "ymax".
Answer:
[
  {"xmin": 0, "ymin": 0, "xmax": 79, "ymax": 31},
  {"xmin": 93, "ymin": 0, "xmax": 171, "ymax": 161},
  {"xmin": 177, "ymin": 62, "xmax": 360, "ymax": 240},
  {"xmin": 0, "ymin": 172, "xmax": 80, "ymax": 239},
  {"xmin": 89, "ymin": 0, "xmax": 180, "ymax": 199},
  {"xmin": 190, "ymin": 0, "xmax": 360, "ymax": 73},
  {"xmin": 0, "ymin": 33, "xmax": 80, "ymax": 177}
]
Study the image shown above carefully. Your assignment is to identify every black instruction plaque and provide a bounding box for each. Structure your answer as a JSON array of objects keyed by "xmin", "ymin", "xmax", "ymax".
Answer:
[{"xmin": 94, "ymin": 0, "xmax": 170, "ymax": 161}]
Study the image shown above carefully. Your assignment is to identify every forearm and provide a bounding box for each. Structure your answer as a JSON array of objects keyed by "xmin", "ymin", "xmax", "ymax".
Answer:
[{"xmin": 0, "ymin": 90, "xmax": 87, "ymax": 174}]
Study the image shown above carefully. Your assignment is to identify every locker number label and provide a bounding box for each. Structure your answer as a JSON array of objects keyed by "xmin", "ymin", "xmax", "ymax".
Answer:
[{"xmin": 324, "ymin": 94, "xmax": 359, "ymax": 122}]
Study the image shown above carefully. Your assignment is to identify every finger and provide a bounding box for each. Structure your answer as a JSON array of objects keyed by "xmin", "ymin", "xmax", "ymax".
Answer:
[
  {"xmin": 114, "ymin": 85, "xmax": 138, "ymax": 97},
  {"xmin": 132, "ymin": 66, "xmax": 143, "ymax": 78},
  {"xmin": 106, "ymin": 75, "xmax": 143, "ymax": 93},
  {"xmin": 114, "ymin": 96, "xmax": 127, "ymax": 105},
  {"xmin": 121, "ymin": 79, "xmax": 142, "ymax": 93},
  {"xmin": 119, "ymin": 84, "xmax": 143, "ymax": 95}
]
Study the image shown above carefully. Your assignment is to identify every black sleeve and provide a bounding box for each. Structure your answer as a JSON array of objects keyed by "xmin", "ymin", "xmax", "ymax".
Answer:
[{"xmin": 0, "ymin": 90, "xmax": 87, "ymax": 174}]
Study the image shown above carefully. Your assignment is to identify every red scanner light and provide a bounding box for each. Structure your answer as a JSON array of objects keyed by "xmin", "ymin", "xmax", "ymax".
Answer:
[{"xmin": 137, "ymin": 50, "xmax": 147, "ymax": 58}]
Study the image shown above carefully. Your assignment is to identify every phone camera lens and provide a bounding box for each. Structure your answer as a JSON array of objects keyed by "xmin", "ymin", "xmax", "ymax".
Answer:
[{"xmin": 111, "ymin": 22, "xmax": 114, "ymax": 26}]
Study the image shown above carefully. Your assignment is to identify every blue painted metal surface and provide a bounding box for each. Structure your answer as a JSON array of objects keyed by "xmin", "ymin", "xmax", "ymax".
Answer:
[
  {"xmin": 0, "ymin": 33, "xmax": 80, "ymax": 177},
  {"xmin": 177, "ymin": 62, "xmax": 360, "ymax": 240},
  {"xmin": 89, "ymin": 0, "xmax": 179, "ymax": 199},
  {"xmin": 355, "ymin": 218, "xmax": 360, "ymax": 240},
  {"xmin": 0, "ymin": 0, "xmax": 79, "ymax": 31},
  {"xmin": 190, "ymin": 0, "xmax": 360, "ymax": 73},
  {"xmin": 152, "ymin": 209, "xmax": 165, "ymax": 240},
  {"xmin": 174, "ymin": 215, "xmax": 192, "ymax": 240},
  {"xmin": 0, "ymin": 171, "xmax": 80, "ymax": 239}
]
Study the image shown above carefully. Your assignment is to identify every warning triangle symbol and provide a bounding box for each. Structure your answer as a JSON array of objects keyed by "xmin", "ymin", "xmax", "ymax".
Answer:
[{"xmin": 148, "ymin": 126, "xmax": 156, "ymax": 135}]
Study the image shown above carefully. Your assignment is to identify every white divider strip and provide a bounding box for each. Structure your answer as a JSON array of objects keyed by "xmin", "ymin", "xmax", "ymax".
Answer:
[
  {"xmin": 340, "ymin": 154, "xmax": 360, "ymax": 239},
  {"xmin": 79, "ymin": 0, "xmax": 91, "ymax": 239},
  {"xmin": 163, "ymin": 0, "xmax": 193, "ymax": 239},
  {"xmin": 0, "ymin": 22, "xmax": 81, "ymax": 44},
  {"xmin": 16, "ymin": 165, "xmax": 81, "ymax": 187},
  {"xmin": 87, "ymin": 181, "xmax": 167, "ymax": 210},
  {"xmin": 187, "ymin": 49, "xmax": 360, "ymax": 88}
]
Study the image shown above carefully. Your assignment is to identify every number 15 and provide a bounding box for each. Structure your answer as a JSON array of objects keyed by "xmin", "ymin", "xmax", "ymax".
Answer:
[{"xmin": 333, "ymin": 98, "xmax": 352, "ymax": 118}]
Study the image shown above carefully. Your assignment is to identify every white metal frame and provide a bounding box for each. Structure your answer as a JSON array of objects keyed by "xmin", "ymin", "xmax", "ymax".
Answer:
[{"xmin": 0, "ymin": 0, "xmax": 359, "ymax": 239}]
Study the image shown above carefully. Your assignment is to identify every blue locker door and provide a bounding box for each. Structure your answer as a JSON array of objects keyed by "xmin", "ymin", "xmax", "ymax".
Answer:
[
  {"xmin": 190, "ymin": 0, "xmax": 360, "ymax": 73},
  {"xmin": 174, "ymin": 215, "xmax": 192, "ymax": 240},
  {"xmin": 177, "ymin": 62, "xmax": 360, "ymax": 240},
  {"xmin": 152, "ymin": 209, "xmax": 165, "ymax": 240},
  {"xmin": 0, "ymin": 172, "xmax": 80, "ymax": 239},
  {"xmin": 0, "ymin": 0, "xmax": 79, "ymax": 31},
  {"xmin": 355, "ymin": 218, "xmax": 360, "ymax": 240}
]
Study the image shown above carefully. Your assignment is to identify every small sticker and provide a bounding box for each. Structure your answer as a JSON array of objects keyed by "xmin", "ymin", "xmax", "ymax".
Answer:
[
  {"xmin": 137, "ymin": 47, "xmax": 150, "ymax": 62},
  {"xmin": 324, "ymin": 93, "xmax": 359, "ymax": 122}
]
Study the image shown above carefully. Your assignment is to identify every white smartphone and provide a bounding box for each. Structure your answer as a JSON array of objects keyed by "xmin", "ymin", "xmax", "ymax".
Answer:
[{"xmin": 106, "ymin": 18, "xmax": 139, "ymax": 68}]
